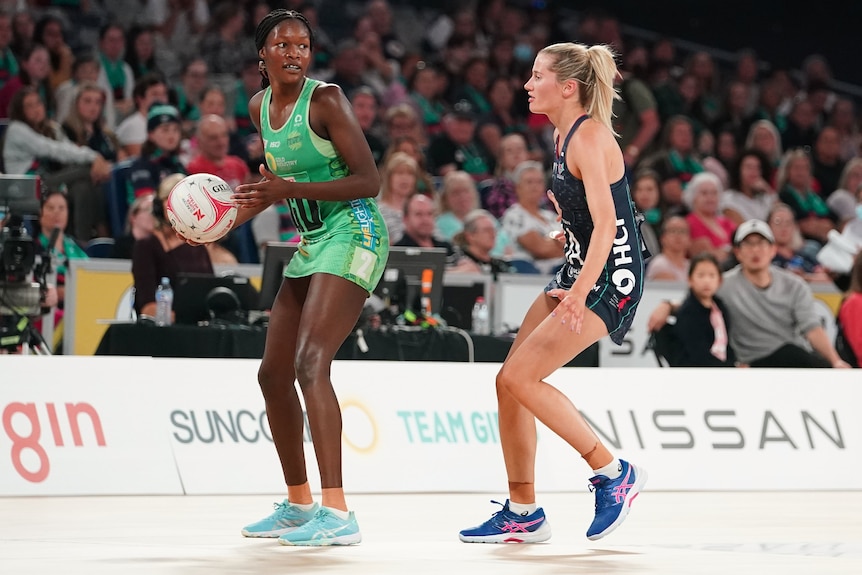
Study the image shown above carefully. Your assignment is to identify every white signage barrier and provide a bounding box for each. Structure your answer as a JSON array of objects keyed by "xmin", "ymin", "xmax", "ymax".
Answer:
[
  {"xmin": 0, "ymin": 357, "xmax": 184, "ymax": 495},
  {"xmin": 1, "ymin": 357, "xmax": 859, "ymax": 495}
]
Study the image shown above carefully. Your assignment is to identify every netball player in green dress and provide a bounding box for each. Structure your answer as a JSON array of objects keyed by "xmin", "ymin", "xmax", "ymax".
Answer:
[{"xmin": 226, "ymin": 10, "xmax": 388, "ymax": 546}]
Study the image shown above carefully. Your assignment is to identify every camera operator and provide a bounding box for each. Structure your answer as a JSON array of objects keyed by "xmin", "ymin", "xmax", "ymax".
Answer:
[
  {"xmin": 34, "ymin": 189, "xmax": 88, "ymax": 349},
  {"xmin": 0, "ymin": 208, "xmax": 56, "ymax": 354}
]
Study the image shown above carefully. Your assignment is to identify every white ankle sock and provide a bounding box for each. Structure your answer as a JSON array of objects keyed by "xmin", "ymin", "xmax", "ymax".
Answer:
[
  {"xmin": 324, "ymin": 506, "xmax": 350, "ymax": 520},
  {"xmin": 592, "ymin": 458, "xmax": 623, "ymax": 479},
  {"xmin": 289, "ymin": 501, "xmax": 316, "ymax": 511},
  {"xmin": 508, "ymin": 501, "xmax": 537, "ymax": 516}
]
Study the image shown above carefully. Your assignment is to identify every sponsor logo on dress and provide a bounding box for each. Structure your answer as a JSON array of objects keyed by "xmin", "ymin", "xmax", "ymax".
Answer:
[
  {"xmin": 287, "ymin": 129, "xmax": 302, "ymax": 151},
  {"xmin": 611, "ymin": 218, "xmax": 636, "ymax": 295}
]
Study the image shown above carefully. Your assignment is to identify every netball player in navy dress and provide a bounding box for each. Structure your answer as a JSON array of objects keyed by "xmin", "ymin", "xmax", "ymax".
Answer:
[{"xmin": 460, "ymin": 43, "xmax": 648, "ymax": 543}]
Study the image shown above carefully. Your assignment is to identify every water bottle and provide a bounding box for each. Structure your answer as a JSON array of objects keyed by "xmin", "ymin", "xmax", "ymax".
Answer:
[
  {"xmin": 155, "ymin": 277, "xmax": 173, "ymax": 326},
  {"xmin": 472, "ymin": 296, "xmax": 490, "ymax": 335}
]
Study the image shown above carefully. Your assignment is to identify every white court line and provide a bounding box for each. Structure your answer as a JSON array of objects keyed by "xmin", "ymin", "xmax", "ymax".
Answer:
[{"xmin": 2, "ymin": 492, "xmax": 861, "ymax": 574}]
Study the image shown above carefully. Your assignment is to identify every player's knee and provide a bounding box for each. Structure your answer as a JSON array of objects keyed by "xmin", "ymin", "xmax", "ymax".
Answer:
[
  {"xmin": 294, "ymin": 346, "xmax": 327, "ymax": 389},
  {"xmin": 496, "ymin": 365, "xmax": 533, "ymax": 400},
  {"xmin": 495, "ymin": 366, "xmax": 518, "ymax": 395},
  {"xmin": 257, "ymin": 363, "xmax": 284, "ymax": 397}
]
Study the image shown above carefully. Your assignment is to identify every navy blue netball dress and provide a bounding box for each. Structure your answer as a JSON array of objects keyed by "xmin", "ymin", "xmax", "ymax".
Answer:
[{"xmin": 544, "ymin": 115, "xmax": 649, "ymax": 345}]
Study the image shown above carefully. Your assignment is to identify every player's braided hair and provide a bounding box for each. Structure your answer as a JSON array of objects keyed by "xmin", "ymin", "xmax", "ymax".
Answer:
[
  {"xmin": 254, "ymin": 9, "xmax": 315, "ymax": 89},
  {"xmin": 255, "ymin": 9, "xmax": 314, "ymax": 51}
]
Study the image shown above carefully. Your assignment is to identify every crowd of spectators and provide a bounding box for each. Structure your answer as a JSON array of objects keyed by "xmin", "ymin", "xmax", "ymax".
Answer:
[{"xmin": 0, "ymin": 0, "xmax": 859, "ymax": 362}]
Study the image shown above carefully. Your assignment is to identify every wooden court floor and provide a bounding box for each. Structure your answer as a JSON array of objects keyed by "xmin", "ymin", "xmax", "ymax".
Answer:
[{"xmin": 2, "ymin": 491, "xmax": 860, "ymax": 574}]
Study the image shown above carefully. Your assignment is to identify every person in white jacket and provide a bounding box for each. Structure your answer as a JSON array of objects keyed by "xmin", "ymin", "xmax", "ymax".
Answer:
[{"xmin": 2, "ymin": 86, "xmax": 112, "ymax": 238}]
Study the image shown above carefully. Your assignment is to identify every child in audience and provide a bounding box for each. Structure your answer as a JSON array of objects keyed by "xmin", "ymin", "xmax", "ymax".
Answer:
[{"xmin": 666, "ymin": 252, "xmax": 736, "ymax": 366}]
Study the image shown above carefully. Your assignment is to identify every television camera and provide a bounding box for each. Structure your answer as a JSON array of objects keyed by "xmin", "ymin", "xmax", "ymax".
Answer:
[{"xmin": 0, "ymin": 175, "xmax": 53, "ymax": 354}]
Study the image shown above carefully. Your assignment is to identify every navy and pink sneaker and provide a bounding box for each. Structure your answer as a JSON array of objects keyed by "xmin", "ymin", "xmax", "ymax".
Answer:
[
  {"xmin": 586, "ymin": 459, "xmax": 647, "ymax": 540},
  {"xmin": 459, "ymin": 500, "xmax": 551, "ymax": 543}
]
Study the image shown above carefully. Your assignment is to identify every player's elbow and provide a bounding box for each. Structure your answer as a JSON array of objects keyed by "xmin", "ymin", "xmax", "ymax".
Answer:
[
  {"xmin": 355, "ymin": 170, "xmax": 380, "ymax": 199},
  {"xmin": 593, "ymin": 218, "xmax": 617, "ymax": 248}
]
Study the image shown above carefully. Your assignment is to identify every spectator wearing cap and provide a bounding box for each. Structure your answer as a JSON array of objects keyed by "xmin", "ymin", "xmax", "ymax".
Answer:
[
  {"xmin": 127, "ymin": 102, "xmax": 187, "ymax": 201},
  {"xmin": 649, "ymin": 218, "xmax": 852, "ymax": 368},
  {"xmin": 426, "ymin": 98, "xmax": 492, "ymax": 179}
]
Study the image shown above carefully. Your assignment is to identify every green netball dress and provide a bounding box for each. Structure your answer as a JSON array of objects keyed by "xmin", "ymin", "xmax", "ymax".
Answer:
[{"xmin": 259, "ymin": 78, "xmax": 388, "ymax": 294}]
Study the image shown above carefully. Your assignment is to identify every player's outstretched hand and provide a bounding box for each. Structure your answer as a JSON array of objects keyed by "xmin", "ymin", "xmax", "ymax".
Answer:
[{"xmin": 233, "ymin": 164, "xmax": 293, "ymax": 208}]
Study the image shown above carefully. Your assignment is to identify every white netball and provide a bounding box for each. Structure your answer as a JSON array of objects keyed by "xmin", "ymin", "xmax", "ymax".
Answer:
[{"xmin": 165, "ymin": 173, "xmax": 237, "ymax": 243}]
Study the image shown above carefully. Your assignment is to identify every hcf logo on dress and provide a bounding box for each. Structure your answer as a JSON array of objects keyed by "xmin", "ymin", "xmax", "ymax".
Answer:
[{"xmin": 611, "ymin": 218, "xmax": 636, "ymax": 296}]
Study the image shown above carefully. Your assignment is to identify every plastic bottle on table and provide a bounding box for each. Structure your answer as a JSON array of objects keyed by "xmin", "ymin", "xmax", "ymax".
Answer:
[
  {"xmin": 471, "ymin": 296, "xmax": 490, "ymax": 335},
  {"xmin": 155, "ymin": 277, "xmax": 173, "ymax": 326}
]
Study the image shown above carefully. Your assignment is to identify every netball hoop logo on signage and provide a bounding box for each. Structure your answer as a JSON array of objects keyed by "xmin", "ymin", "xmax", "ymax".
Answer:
[{"xmin": 1, "ymin": 401, "xmax": 106, "ymax": 483}]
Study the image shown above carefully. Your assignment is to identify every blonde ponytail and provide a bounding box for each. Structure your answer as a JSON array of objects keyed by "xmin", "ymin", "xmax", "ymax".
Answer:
[
  {"xmin": 585, "ymin": 45, "xmax": 620, "ymax": 134},
  {"xmin": 539, "ymin": 42, "xmax": 621, "ymax": 134}
]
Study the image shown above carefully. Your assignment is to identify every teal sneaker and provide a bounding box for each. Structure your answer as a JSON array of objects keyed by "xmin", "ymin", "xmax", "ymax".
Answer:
[
  {"xmin": 278, "ymin": 507, "xmax": 362, "ymax": 546},
  {"xmin": 241, "ymin": 500, "xmax": 319, "ymax": 538}
]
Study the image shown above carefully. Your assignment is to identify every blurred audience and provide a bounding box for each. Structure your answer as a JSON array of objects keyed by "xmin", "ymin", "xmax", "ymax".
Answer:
[
  {"xmin": 683, "ymin": 171, "xmax": 736, "ymax": 265},
  {"xmin": 33, "ymin": 189, "xmax": 88, "ymax": 350},
  {"xmin": 0, "ymin": 11, "xmax": 18, "ymax": 92},
  {"xmin": 630, "ymin": 169, "xmax": 663, "ymax": 255},
  {"xmin": 34, "ymin": 14, "xmax": 72, "ymax": 92},
  {"xmin": 767, "ymin": 203, "xmax": 832, "ymax": 283},
  {"xmin": 744, "ymin": 119, "xmax": 783, "ymax": 168},
  {"xmin": 110, "ymin": 193, "xmax": 155, "ymax": 259},
  {"xmin": 128, "ymin": 103, "xmax": 187, "ymax": 199},
  {"xmin": 381, "ymin": 135, "xmax": 435, "ymax": 196},
  {"xmin": 2, "ymin": 86, "xmax": 111, "ymax": 239},
  {"xmin": 394, "ymin": 193, "xmax": 456, "ymax": 261},
  {"xmin": 0, "ymin": 42, "xmax": 52, "ymax": 119},
  {"xmin": 377, "ymin": 151, "xmax": 419, "ymax": 244},
  {"xmin": 501, "ymin": 160, "xmax": 563, "ymax": 274},
  {"xmin": 480, "ymin": 132, "xmax": 529, "ymax": 220},
  {"xmin": 659, "ymin": 252, "xmax": 736, "ymax": 367},
  {"xmin": 777, "ymin": 148, "xmax": 837, "ymax": 246},
  {"xmin": 96, "ymin": 23, "xmax": 134, "ymax": 124},
  {"xmin": 646, "ymin": 215, "xmax": 691, "ymax": 282},
  {"xmin": 426, "ymin": 100, "xmax": 491, "ymax": 178},
  {"xmin": 837, "ymin": 252, "xmax": 862, "ymax": 366},
  {"xmin": 649, "ymin": 219, "xmax": 851, "ymax": 368},
  {"xmin": 61, "ymin": 81, "xmax": 123, "ymax": 163},
  {"xmin": 450, "ymin": 209, "xmax": 513, "ymax": 277},
  {"xmin": 826, "ymin": 157, "xmax": 862, "ymax": 227},
  {"xmin": 115, "ymin": 72, "xmax": 168, "ymax": 158},
  {"xmin": 722, "ymin": 148, "xmax": 776, "ymax": 225},
  {"xmin": 36, "ymin": 189, "xmax": 88, "ymax": 315}
]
